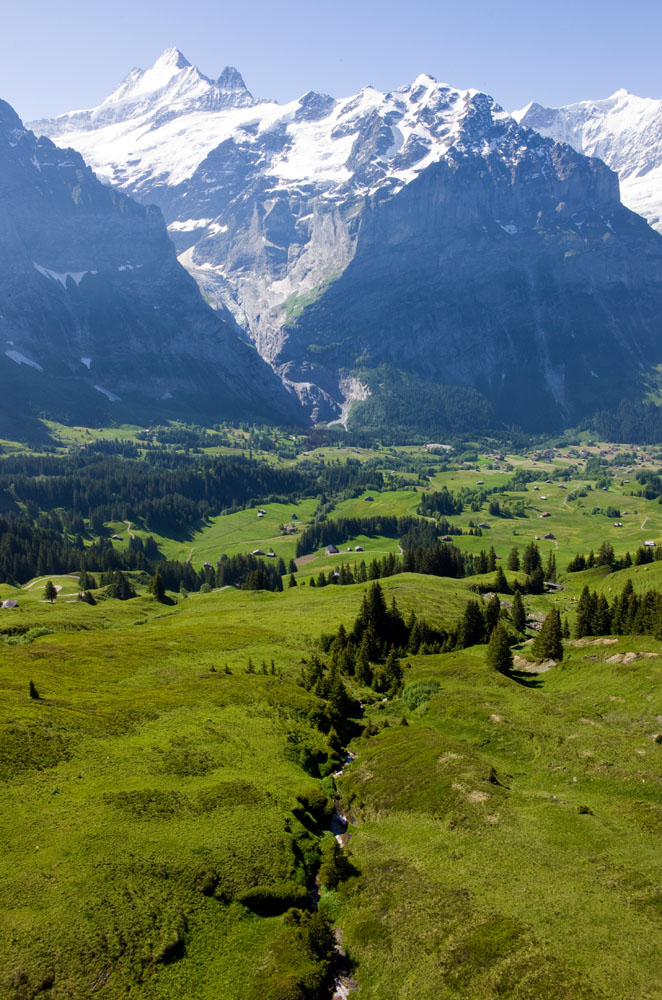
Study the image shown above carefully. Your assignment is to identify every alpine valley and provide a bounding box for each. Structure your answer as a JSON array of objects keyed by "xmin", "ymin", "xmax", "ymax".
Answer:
[{"xmin": 29, "ymin": 49, "xmax": 662, "ymax": 434}]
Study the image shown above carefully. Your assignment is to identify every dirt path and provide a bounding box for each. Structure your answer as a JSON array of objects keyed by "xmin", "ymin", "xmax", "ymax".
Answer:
[
  {"xmin": 186, "ymin": 547, "xmax": 194, "ymax": 564},
  {"xmin": 124, "ymin": 520, "xmax": 135, "ymax": 539},
  {"xmin": 641, "ymin": 516, "xmax": 649, "ymax": 530},
  {"xmin": 23, "ymin": 575, "xmax": 78, "ymax": 590}
]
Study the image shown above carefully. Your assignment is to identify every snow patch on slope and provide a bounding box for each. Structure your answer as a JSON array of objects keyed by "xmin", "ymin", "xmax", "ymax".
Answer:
[{"xmin": 5, "ymin": 350, "xmax": 43, "ymax": 371}]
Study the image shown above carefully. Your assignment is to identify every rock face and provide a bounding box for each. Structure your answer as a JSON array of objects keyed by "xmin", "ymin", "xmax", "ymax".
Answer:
[
  {"xmin": 32, "ymin": 53, "xmax": 662, "ymax": 430},
  {"xmin": 514, "ymin": 90, "xmax": 662, "ymax": 233},
  {"xmin": 0, "ymin": 97, "xmax": 300, "ymax": 428}
]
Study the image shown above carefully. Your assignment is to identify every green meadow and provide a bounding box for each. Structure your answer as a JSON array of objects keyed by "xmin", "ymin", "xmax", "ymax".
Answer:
[{"xmin": 2, "ymin": 435, "xmax": 662, "ymax": 997}]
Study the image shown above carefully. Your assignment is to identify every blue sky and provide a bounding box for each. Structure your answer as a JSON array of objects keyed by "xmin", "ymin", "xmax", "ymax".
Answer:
[{"xmin": 3, "ymin": 0, "xmax": 662, "ymax": 121}]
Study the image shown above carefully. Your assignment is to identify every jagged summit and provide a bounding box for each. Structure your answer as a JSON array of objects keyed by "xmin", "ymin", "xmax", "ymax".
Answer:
[
  {"xmin": 153, "ymin": 46, "xmax": 191, "ymax": 70},
  {"xmin": 29, "ymin": 48, "xmax": 257, "ymax": 138},
  {"xmin": 28, "ymin": 64, "xmax": 662, "ymax": 432},
  {"xmin": 216, "ymin": 65, "xmax": 249, "ymax": 92}
]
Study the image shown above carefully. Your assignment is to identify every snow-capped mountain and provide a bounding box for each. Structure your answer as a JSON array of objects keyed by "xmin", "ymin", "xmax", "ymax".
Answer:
[
  {"xmin": 513, "ymin": 90, "xmax": 662, "ymax": 232},
  {"xmin": 31, "ymin": 52, "xmax": 662, "ymax": 431},
  {"xmin": 0, "ymin": 96, "xmax": 299, "ymax": 432}
]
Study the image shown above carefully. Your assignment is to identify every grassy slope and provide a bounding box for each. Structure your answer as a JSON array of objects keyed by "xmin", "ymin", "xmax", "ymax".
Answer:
[
  {"xmin": 3, "ymin": 439, "xmax": 662, "ymax": 996},
  {"xmin": 337, "ymin": 640, "xmax": 662, "ymax": 1000}
]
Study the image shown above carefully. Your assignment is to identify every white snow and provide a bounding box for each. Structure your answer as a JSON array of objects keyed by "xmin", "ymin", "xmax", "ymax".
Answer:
[
  {"xmin": 93, "ymin": 385, "xmax": 120, "ymax": 401},
  {"xmin": 516, "ymin": 89, "xmax": 662, "ymax": 232},
  {"xmin": 80, "ymin": 357, "xmax": 92, "ymax": 369},
  {"xmin": 33, "ymin": 263, "xmax": 88, "ymax": 287},
  {"xmin": 168, "ymin": 218, "xmax": 213, "ymax": 231},
  {"xmin": 5, "ymin": 350, "xmax": 43, "ymax": 372}
]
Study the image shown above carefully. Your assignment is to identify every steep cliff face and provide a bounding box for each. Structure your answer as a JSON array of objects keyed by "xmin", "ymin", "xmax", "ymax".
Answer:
[
  {"xmin": 277, "ymin": 139, "xmax": 662, "ymax": 430},
  {"xmin": 32, "ymin": 54, "xmax": 662, "ymax": 431},
  {"xmin": 514, "ymin": 90, "xmax": 662, "ymax": 233},
  {"xmin": 0, "ymin": 98, "xmax": 300, "ymax": 428}
]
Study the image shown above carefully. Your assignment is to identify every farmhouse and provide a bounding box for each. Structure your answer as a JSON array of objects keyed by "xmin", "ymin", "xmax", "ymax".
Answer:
[{"xmin": 326, "ymin": 544, "xmax": 340, "ymax": 555}]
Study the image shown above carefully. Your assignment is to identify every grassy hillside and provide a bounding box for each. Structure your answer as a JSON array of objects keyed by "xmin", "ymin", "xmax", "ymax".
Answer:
[{"xmin": 2, "ymin": 435, "xmax": 662, "ymax": 997}]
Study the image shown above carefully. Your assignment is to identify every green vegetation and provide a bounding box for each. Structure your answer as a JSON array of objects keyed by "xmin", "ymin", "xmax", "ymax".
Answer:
[{"xmin": 2, "ymin": 432, "xmax": 662, "ymax": 997}]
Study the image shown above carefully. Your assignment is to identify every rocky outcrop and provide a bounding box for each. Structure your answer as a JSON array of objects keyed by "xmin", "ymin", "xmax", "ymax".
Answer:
[{"xmin": 514, "ymin": 90, "xmax": 662, "ymax": 233}]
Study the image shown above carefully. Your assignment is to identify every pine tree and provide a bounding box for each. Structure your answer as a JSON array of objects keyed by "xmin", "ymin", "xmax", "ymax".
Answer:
[
  {"xmin": 288, "ymin": 573, "xmax": 298, "ymax": 587},
  {"xmin": 486, "ymin": 622, "xmax": 513, "ymax": 674},
  {"xmin": 545, "ymin": 551, "xmax": 557, "ymax": 582},
  {"xmin": 150, "ymin": 572, "xmax": 166, "ymax": 602},
  {"xmin": 507, "ymin": 546, "xmax": 520, "ymax": 571},
  {"xmin": 511, "ymin": 590, "xmax": 526, "ymax": 633},
  {"xmin": 485, "ymin": 594, "xmax": 501, "ymax": 637},
  {"xmin": 494, "ymin": 566, "xmax": 510, "ymax": 594},
  {"xmin": 43, "ymin": 580, "xmax": 57, "ymax": 603},
  {"xmin": 526, "ymin": 566, "xmax": 545, "ymax": 595},
  {"xmin": 562, "ymin": 616, "xmax": 570, "ymax": 639},
  {"xmin": 574, "ymin": 586, "xmax": 593, "ymax": 638},
  {"xmin": 29, "ymin": 680, "xmax": 40, "ymax": 700},
  {"xmin": 460, "ymin": 599, "xmax": 486, "ymax": 647},
  {"xmin": 522, "ymin": 542, "xmax": 541, "ymax": 574},
  {"xmin": 532, "ymin": 609, "xmax": 563, "ymax": 660},
  {"xmin": 383, "ymin": 647, "xmax": 403, "ymax": 695}
]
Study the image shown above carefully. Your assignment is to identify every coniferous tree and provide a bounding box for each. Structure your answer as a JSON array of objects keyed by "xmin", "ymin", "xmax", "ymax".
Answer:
[
  {"xmin": 485, "ymin": 594, "xmax": 501, "ymax": 637},
  {"xmin": 288, "ymin": 573, "xmax": 298, "ymax": 587},
  {"xmin": 493, "ymin": 566, "xmax": 510, "ymax": 594},
  {"xmin": 486, "ymin": 622, "xmax": 513, "ymax": 674},
  {"xmin": 575, "ymin": 586, "xmax": 593, "ymax": 638},
  {"xmin": 507, "ymin": 546, "xmax": 520, "ymax": 571},
  {"xmin": 43, "ymin": 580, "xmax": 57, "ymax": 603},
  {"xmin": 532, "ymin": 609, "xmax": 563, "ymax": 660},
  {"xmin": 511, "ymin": 590, "xmax": 526, "ymax": 633},
  {"xmin": 150, "ymin": 572, "xmax": 166, "ymax": 602},
  {"xmin": 526, "ymin": 566, "xmax": 545, "ymax": 595},
  {"xmin": 29, "ymin": 680, "xmax": 40, "ymax": 700},
  {"xmin": 522, "ymin": 542, "xmax": 541, "ymax": 574},
  {"xmin": 460, "ymin": 599, "xmax": 486, "ymax": 647}
]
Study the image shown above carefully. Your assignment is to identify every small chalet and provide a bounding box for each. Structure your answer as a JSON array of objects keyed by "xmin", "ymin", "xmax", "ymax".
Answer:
[
  {"xmin": 540, "ymin": 512, "xmax": 551, "ymax": 518},
  {"xmin": 355, "ymin": 545, "xmax": 364, "ymax": 552},
  {"xmin": 543, "ymin": 532, "xmax": 555, "ymax": 540},
  {"xmin": 2, "ymin": 599, "xmax": 18, "ymax": 609},
  {"xmin": 326, "ymin": 544, "xmax": 340, "ymax": 555},
  {"xmin": 252, "ymin": 548, "xmax": 266, "ymax": 556},
  {"xmin": 644, "ymin": 540, "xmax": 656, "ymax": 547},
  {"xmin": 365, "ymin": 496, "xmax": 374, "ymax": 502}
]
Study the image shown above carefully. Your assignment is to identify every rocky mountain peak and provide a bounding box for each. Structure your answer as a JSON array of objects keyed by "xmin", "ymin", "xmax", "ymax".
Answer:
[
  {"xmin": 515, "ymin": 88, "xmax": 662, "ymax": 231},
  {"xmin": 216, "ymin": 65, "xmax": 249, "ymax": 93}
]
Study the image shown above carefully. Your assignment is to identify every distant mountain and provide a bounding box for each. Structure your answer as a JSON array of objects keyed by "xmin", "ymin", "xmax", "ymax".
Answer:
[
  {"xmin": 0, "ymin": 96, "xmax": 300, "ymax": 437},
  {"xmin": 513, "ymin": 90, "xmax": 662, "ymax": 233},
  {"xmin": 32, "ymin": 53, "xmax": 662, "ymax": 432}
]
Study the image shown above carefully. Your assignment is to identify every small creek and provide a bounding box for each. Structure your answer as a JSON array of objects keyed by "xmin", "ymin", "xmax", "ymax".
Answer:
[{"xmin": 308, "ymin": 748, "xmax": 359, "ymax": 1000}]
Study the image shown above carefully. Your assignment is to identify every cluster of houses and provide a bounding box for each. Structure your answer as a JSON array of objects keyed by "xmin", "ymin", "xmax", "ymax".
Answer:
[{"xmin": 325, "ymin": 544, "xmax": 364, "ymax": 555}]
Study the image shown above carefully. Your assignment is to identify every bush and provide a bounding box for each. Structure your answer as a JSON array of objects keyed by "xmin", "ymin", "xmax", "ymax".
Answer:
[
  {"xmin": 239, "ymin": 882, "xmax": 312, "ymax": 917},
  {"xmin": 402, "ymin": 679, "xmax": 440, "ymax": 711}
]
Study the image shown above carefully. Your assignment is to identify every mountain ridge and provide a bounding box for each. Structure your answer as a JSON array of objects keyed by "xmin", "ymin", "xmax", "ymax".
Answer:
[
  {"xmin": 27, "ymin": 53, "xmax": 662, "ymax": 432},
  {"xmin": 0, "ymin": 96, "xmax": 301, "ymax": 434}
]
